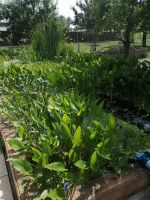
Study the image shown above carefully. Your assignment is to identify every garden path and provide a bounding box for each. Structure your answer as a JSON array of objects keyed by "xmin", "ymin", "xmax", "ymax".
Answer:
[{"xmin": 0, "ymin": 153, "xmax": 14, "ymax": 200}]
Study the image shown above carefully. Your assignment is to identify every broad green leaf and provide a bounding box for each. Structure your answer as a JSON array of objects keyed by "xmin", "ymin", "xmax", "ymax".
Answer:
[
  {"xmin": 62, "ymin": 114, "xmax": 71, "ymax": 124},
  {"xmin": 61, "ymin": 122, "xmax": 72, "ymax": 138},
  {"xmin": 48, "ymin": 188, "xmax": 66, "ymax": 200},
  {"xmin": 97, "ymin": 138, "xmax": 109, "ymax": 148},
  {"xmin": 70, "ymin": 67, "xmax": 81, "ymax": 73},
  {"xmin": 90, "ymin": 151, "xmax": 97, "ymax": 169},
  {"xmin": 77, "ymin": 104, "xmax": 85, "ymax": 116},
  {"xmin": 63, "ymin": 98, "xmax": 69, "ymax": 107},
  {"xmin": 69, "ymin": 148, "xmax": 79, "ymax": 162},
  {"xmin": 32, "ymin": 147, "xmax": 42, "ymax": 163},
  {"xmin": 108, "ymin": 113, "xmax": 117, "ymax": 130},
  {"xmin": 74, "ymin": 160, "xmax": 88, "ymax": 170},
  {"xmin": 60, "ymin": 172, "xmax": 75, "ymax": 181},
  {"xmin": 38, "ymin": 190, "xmax": 49, "ymax": 200},
  {"xmin": 17, "ymin": 125, "xmax": 25, "ymax": 138},
  {"xmin": 44, "ymin": 162, "xmax": 67, "ymax": 172},
  {"xmin": 90, "ymin": 128, "xmax": 97, "ymax": 139},
  {"xmin": 95, "ymin": 148, "xmax": 111, "ymax": 160},
  {"xmin": 42, "ymin": 153, "xmax": 49, "ymax": 167},
  {"xmin": 11, "ymin": 159, "xmax": 33, "ymax": 175},
  {"xmin": 73, "ymin": 126, "xmax": 82, "ymax": 147},
  {"xmin": 8, "ymin": 138, "xmax": 25, "ymax": 151},
  {"xmin": 32, "ymin": 147, "xmax": 42, "ymax": 157},
  {"xmin": 42, "ymin": 141, "xmax": 52, "ymax": 156},
  {"xmin": 93, "ymin": 120, "xmax": 105, "ymax": 131}
]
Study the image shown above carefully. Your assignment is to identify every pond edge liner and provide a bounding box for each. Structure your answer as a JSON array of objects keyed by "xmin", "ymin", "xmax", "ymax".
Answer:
[{"xmin": 0, "ymin": 127, "xmax": 20, "ymax": 200}]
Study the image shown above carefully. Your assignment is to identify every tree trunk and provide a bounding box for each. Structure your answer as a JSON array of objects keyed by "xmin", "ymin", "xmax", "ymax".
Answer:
[
  {"xmin": 142, "ymin": 31, "xmax": 147, "ymax": 47},
  {"xmin": 122, "ymin": 25, "xmax": 131, "ymax": 58},
  {"xmin": 92, "ymin": 34, "xmax": 97, "ymax": 52},
  {"xmin": 122, "ymin": 35, "xmax": 131, "ymax": 58}
]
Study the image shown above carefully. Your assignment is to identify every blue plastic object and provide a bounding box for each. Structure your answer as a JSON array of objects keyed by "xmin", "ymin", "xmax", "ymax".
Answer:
[{"xmin": 136, "ymin": 152, "xmax": 150, "ymax": 169}]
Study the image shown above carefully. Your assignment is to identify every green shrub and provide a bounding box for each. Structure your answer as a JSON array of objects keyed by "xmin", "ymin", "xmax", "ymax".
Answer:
[
  {"xmin": 18, "ymin": 45, "xmax": 36, "ymax": 63},
  {"xmin": 32, "ymin": 17, "xmax": 63, "ymax": 61}
]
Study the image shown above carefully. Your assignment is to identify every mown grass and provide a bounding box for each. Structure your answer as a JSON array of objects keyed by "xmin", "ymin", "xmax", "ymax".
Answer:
[
  {"xmin": 134, "ymin": 33, "xmax": 150, "ymax": 46},
  {"xmin": 0, "ymin": 33, "xmax": 150, "ymax": 57},
  {"xmin": 70, "ymin": 40, "xmax": 119, "ymax": 53},
  {"xmin": 70, "ymin": 33, "xmax": 150, "ymax": 54}
]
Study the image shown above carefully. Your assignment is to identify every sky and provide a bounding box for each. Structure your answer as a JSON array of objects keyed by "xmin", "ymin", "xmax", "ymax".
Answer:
[{"xmin": 57, "ymin": 0, "xmax": 77, "ymax": 19}]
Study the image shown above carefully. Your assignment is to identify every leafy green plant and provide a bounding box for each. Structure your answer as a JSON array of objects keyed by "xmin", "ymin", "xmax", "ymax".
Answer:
[
  {"xmin": 0, "ymin": 54, "xmax": 150, "ymax": 199},
  {"xmin": 1, "ymin": 87, "xmax": 149, "ymax": 199},
  {"xmin": 18, "ymin": 45, "xmax": 36, "ymax": 63},
  {"xmin": 32, "ymin": 17, "xmax": 63, "ymax": 61}
]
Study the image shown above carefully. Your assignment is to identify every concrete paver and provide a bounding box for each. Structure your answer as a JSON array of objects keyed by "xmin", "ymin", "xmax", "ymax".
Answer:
[
  {"xmin": 0, "ymin": 153, "xmax": 14, "ymax": 200},
  {"xmin": 0, "ymin": 154, "xmax": 4, "ymax": 162},
  {"xmin": 0, "ymin": 161, "xmax": 7, "ymax": 177},
  {"xmin": 0, "ymin": 176, "xmax": 14, "ymax": 200}
]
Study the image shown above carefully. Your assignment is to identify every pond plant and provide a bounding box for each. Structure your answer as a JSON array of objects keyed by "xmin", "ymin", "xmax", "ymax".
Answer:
[{"xmin": 0, "ymin": 55, "xmax": 150, "ymax": 199}]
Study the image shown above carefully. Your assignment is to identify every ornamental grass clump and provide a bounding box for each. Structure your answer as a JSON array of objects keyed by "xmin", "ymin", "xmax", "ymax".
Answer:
[{"xmin": 32, "ymin": 17, "xmax": 63, "ymax": 61}]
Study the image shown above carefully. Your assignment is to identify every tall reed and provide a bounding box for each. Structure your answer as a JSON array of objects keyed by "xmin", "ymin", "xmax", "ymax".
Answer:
[{"xmin": 32, "ymin": 17, "xmax": 63, "ymax": 60}]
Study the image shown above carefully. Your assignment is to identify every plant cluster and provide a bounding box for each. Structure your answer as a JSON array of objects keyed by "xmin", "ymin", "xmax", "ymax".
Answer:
[
  {"xmin": 0, "ymin": 55, "xmax": 150, "ymax": 199},
  {"xmin": 32, "ymin": 18, "xmax": 63, "ymax": 61}
]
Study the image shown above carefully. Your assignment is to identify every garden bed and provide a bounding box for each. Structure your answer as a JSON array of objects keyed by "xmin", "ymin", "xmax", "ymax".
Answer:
[
  {"xmin": 0, "ymin": 113, "xmax": 150, "ymax": 200},
  {"xmin": 71, "ymin": 166, "xmax": 150, "ymax": 200},
  {"xmin": 0, "ymin": 114, "xmax": 35, "ymax": 200}
]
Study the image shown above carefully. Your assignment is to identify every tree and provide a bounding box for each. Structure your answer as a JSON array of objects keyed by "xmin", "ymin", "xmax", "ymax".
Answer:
[
  {"xmin": 106, "ymin": 0, "xmax": 142, "ymax": 57},
  {"xmin": 59, "ymin": 16, "xmax": 72, "ymax": 36},
  {"xmin": 73, "ymin": 0, "xmax": 109, "ymax": 52},
  {"xmin": 93, "ymin": 0, "xmax": 150, "ymax": 57},
  {"xmin": 138, "ymin": 0, "xmax": 150, "ymax": 47},
  {"xmin": 73, "ymin": 0, "xmax": 149, "ymax": 57},
  {"xmin": 0, "ymin": 0, "xmax": 56, "ymax": 44},
  {"xmin": 73, "ymin": 0, "xmax": 97, "ymax": 32}
]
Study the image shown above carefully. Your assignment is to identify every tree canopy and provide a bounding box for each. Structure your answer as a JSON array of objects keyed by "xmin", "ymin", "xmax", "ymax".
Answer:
[
  {"xmin": 0, "ymin": 0, "xmax": 56, "ymax": 44},
  {"xmin": 73, "ymin": 0, "xmax": 150, "ymax": 57}
]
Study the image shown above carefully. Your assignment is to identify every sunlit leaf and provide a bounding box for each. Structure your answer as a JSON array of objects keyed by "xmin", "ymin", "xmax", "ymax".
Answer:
[
  {"xmin": 44, "ymin": 162, "xmax": 67, "ymax": 172},
  {"xmin": 8, "ymin": 138, "xmax": 25, "ymax": 151},
  {"xmin": 108, "ymin": 113, "xmax": 117, "ymax": 130},
  {"xmin": 90, "ymin": 151, "xmax": 97, "ymax": 169},
  {"xmin": 74, "ymin": 160, "xmax": 88, "ymax": 170},
  {"xmin": 11, "ymin": 159, "xmax": 33, "ymax": 175},
  {"xmin": 73, "ymin": 126, "xmax": 82, "ymax": 147}
]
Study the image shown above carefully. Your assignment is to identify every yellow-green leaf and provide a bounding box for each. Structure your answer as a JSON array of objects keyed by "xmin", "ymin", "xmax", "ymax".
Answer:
[
  {"xmin": 90, "ymin": 151, "xmax": 97, "ymax": 169},
  {"xmin": 73, "ymin": 126, "xmax": 82, "ymax": 147},
  {"xmin": 44, "ymin": 162, "xmax": 67, "ymax": 172}
]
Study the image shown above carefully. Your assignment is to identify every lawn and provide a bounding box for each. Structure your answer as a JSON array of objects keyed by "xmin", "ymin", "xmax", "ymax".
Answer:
[
  {"xmin": 69, "ymin": 33, "xmax": 150, "ymax": 54},
  {"xmin": 134, "ymin": 33, "xmax": 150, "ymax": 46},
  {"xmin": 70, "ymin": 40, "xmax": 119, "ymax": 53},
  {"xmin": 0, "ymin": 33, "xmax": 150, "ymax": 56}
]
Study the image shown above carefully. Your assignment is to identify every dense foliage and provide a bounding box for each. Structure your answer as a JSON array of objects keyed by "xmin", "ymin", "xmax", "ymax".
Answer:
[
  {"xmin": 73, "ymin": 0, "xmax": 150, "ymax": 57},
  {"xmin": 32, "ymin": 18, "xmax": 63, "ymax": 60},
  {"xmin": 0, "ymin": 0, "xmax": 56, "ymax": 44},
  {"xmin": 0, "ymin": 53, "xmax": 150, "ymax": 199}
]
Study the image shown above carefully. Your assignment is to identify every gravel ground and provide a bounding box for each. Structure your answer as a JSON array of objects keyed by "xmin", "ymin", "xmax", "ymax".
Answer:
[{"xmin": 126, "ymin": 187, "xmax": 150, "ymax": 200}]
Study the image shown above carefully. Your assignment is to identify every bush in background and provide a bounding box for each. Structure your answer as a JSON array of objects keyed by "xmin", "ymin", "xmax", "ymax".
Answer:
[{"xmin": 32, "ymin": 17, "xmax": 64, "ymax": 61}]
